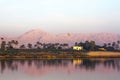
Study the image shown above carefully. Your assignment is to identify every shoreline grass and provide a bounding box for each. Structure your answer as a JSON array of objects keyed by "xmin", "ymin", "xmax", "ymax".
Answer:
[{"xmin": 0, "ymin": 51, "xmax": 120, "ymax": 59}]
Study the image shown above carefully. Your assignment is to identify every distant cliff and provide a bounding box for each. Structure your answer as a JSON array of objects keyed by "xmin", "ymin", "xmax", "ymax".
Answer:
[{"xmin": 0, "ymin": 29, "xmax": 120, "ymax": 46}]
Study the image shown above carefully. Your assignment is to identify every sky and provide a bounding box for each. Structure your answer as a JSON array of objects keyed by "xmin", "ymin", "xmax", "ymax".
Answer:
[{"xmin": 0, "ymin": 0, "xmax": 120, "ymax": 35}]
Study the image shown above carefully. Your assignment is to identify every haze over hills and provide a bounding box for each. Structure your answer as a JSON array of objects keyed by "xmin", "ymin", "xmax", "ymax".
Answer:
[{"xmin": 0, "ymin": 29, "xmax": 120, "ymax": 46}]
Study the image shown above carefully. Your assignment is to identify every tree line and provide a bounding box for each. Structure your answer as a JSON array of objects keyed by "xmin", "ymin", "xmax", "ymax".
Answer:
[
  {"xmin": 0, "ymin": 37, "xmax": 120, "ymax": 54},
  {"xmin": 75, "ymin": 40, "xmax": 120, "ymax": 51}
]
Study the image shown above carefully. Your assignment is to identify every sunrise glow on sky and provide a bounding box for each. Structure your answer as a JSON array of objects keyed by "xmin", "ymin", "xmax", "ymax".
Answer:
[{"xmin": 0, "ymin": 0, "xmax": 120, "ymax": 35}]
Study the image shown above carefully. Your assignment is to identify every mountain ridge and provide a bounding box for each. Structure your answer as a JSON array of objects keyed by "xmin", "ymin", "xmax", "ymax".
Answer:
[{"xmin": 0, "ymin": 29, "xmax": 120, "ymax": 46}]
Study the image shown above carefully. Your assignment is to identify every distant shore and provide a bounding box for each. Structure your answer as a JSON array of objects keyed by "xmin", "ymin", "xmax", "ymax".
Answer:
[
  {"xmin": 0, "ymin": 51, "xmax": 120, "ymax": 59},
  {"xmin": 87, "ymin": 51, "xmax": 120, "ymax": 58}
]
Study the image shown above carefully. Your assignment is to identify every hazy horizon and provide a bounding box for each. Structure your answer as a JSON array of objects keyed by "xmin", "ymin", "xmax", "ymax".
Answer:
[
  {"xmin": 0, "ymin": 0, "xmax": 120, "ymax": 35},
  {"xmin": 0, "ymin": 28, "xmax": 120, "ymax": 36}
]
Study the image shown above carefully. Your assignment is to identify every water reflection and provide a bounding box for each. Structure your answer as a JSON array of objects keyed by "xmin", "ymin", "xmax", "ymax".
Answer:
[
  {"xmin": 75, "ymin": 59, "xmax": 120, "ymax": 71},
  {"xmin": 0, "ymin": 58, "xmax": 120, "ymax": 74}
]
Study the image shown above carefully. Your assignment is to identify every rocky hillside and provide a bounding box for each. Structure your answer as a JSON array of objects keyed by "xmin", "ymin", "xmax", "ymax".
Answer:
[{"xmin": 0, "ymin": 29, "xmax": 120, "ymax": 46}]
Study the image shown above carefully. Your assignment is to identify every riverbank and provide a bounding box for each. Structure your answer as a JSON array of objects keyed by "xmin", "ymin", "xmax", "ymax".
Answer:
[
  {"xmin": 0, "ymin": 51, "xmax": 120, "ymax": 59},
  {"xmin": 87, "ymin": 51, "xmax": 120, "ymax": 58}
]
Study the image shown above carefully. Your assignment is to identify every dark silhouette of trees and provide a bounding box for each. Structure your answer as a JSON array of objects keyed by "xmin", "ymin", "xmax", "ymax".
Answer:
[
  {"xmin": 117, "ymin": 41, "xmax": 120, "ymax": 44},
  {"xmin": 112, "ymin": 42, "xmax": 116, "ymax": 48},
  {"xmin": 27, "ymin": 43, "xmax": 32, "ymax": 49},
  {"xmin": 103, "ymin": 43, "xmax": 107, "ymax": 48},
  {"xmin": 34, "ymin": 41, "xmax": 42, "ymax": 49},
  {"xmin": 77, "ymin": 40, "xmax": 120, "ymax": 51},
  {"xmin": 20, "ymin": 44, "xmax": 26, "ymax": 49},
  {"xmin": 1, "ymin": 41, "xmax": 6, "ymax": 53},
  {"xmin": 84, "ymin": 41, "xmax": 90, "ymax": 51},
  {"xmin": 0, "ymin": 37, "xmax": 6, "ymax": 53},
  {"xmin": 0, "ymin": 38, "xmax": 19, "ymax": 54},
  {"xmin": 0, "ymin": 36, "xmax": 120, "ymax": 55},
  {"xmin": 75, "ymin": 42, "xmax": 78, "ymax": 46},
  {"xmin": 108, "ymin": 43, "xmax": 111, "ymax": 47},
  {"xmin": 89, "ymin": 41, "xmax": 96, "ymax": 51},
  {"xmin": 1, "ymin": 37, "xmax": 4, "ymax": 40}
]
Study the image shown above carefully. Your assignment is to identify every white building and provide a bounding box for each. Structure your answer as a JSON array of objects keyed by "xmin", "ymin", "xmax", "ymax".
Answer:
[{"xmin": 73, "ymin": 46, "xmax": 83, "ymax": 51}]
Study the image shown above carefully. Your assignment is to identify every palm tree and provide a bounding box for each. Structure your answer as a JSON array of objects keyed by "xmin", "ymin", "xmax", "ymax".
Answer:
[
  {"xmin": 75, "ymin": 42, "xmax": 78, "ymax": 46},
  {"xmin": 15, "ymin": 41, "xmax": 19, "ymax": 45},
  {"xmin": 20, "ymin": 44, "xmax": 26, "ymax": 49},
  {"xmin": 1, "ymin": 37, "xmax": 6, "ymax": 50},
  {"xmin": 7, "ymin": 40, "xmax": 18, "ymax": 49},
  {"xmin": 55, "ymin": 43, "xmax": 60, "ymax": 49},
  {"xmin": 43, "ymin": 43, "xmax": 47, "ymax": 49},
  {"xmin": 1, "ymin": 37, "xmax": 4, "ymax": 41},
  {"xmin": 36, "ymin": 41, "xmax": 40, "ymax": 45},
  {"xmin": 116, "ymin": 41, "xmax": 120, "ymax": 50},
  {"xmin": 107, "ymin": 43, "xmax": 114, "ymax": 51},
  {"xmin": 63, "ymin": 43, "xmax": 69, "ymax": 49},
  {"xmin": 1, "ymin": 41, "xmax": 6, "ymax": 52},
  {"xmin": 11, "ymin": 40, "xmax": 15, "ymax": 44},
  {"xmin": 117, "ymin": 41, "xmax": 120, "ymax": 44},
  {"xmin": 14, "ymin": 40, "xmax": 19, "ymax": 49},
  {"xmin": 7, "ymin": 41, "xmax": 12, "ymax": 47},
  {"xmin": 34, "ymin": 44, "xmax": 37, "ymax": 48},
  {"xmin": 90, "ymin": 41, "xmax": 96, "ymax": 51},
  {"xmin": 35, "ymin": 41, "xmax": 43, "ymax": 49},
  {"xmin": 85, "ymin": 40, "xmax": 90, "ymax": 51},
  {"xmin": 10, "ymin": 40, "xmax": 16, "ymax": 48},
  {"xmin": 108, "ymin": 43, "xmax": 111, "ymax": 47},
  {"xmin": 103, "ymin": 43, "xmax": 107, "ymax": 48},
  {"xmin": 27, "ymin": 43, "xmax": 32, "ymax": 49},
  {"xmin": 112, "ymin": 42, "xmax": 116, "ymax": 49}
]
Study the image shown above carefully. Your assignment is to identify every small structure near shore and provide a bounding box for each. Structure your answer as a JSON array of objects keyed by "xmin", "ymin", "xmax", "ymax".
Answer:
[
  {"xmin": 98, "ymin": 48, "xmax": 106, "ymax": 51},
  {"xmin": 73, "ymin": 46, "xmax": 83, "ymax": 51}
]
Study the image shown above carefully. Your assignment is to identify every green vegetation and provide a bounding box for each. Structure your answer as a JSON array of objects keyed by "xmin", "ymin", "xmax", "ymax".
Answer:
[
  {"xmin": 0, "ymin": 37, "xmax": 120, "ymax": 59},
  {"xmin": 76, "ymin": 40, "xmax": 120, "ymax": 51}
]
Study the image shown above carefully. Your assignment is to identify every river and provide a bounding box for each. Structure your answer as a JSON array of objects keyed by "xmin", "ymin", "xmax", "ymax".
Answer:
[{"xmin": 0, "ymin": 58, "xmax": 120, "ymax": 80}]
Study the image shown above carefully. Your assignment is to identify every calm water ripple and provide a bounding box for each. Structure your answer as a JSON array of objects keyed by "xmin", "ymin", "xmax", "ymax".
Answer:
[{"xmin": 0, "ymin": 58, "xmax": 120, "ymax": 80}]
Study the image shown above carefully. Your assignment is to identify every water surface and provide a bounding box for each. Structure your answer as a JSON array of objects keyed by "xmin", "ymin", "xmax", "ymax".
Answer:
[{"xmin": 0, "ymin": 58, "xmax": 120, "ymax": 80}]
